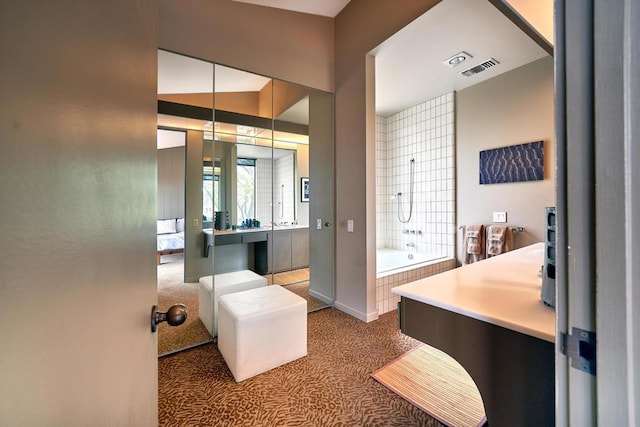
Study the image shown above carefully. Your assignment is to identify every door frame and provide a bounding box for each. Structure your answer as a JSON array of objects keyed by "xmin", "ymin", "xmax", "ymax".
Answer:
[{"xmin": 555, "ymin": 0, "xmax": 640, "ymax": 424}]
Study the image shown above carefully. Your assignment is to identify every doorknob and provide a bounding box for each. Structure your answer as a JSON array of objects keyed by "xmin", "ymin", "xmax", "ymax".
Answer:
[
  {"xmin": 324, "ymin": 222, "xmax": 332, "ymax": 227},
  {"xmin": 151, "ymin": 304, "xmax": 188, "ymax": 333}
]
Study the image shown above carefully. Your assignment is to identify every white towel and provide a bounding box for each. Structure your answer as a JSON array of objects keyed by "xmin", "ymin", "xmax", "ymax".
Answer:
[
  {"xmin": 463, "ymin": 225, "xmax": 485, "ymax": 265},
  {"xmin": 466, "ymin": 230, "xmax": 482, "ymax": 254},
  {"xmin": 485, "ymin": 225, "xmax": 513, "ymax": 257}
]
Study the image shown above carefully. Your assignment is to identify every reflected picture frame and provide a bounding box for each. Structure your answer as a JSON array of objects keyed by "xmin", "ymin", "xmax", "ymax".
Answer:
[{"xmin": 301, "ymin": 177, "xmax": 310, "ymax": 202}]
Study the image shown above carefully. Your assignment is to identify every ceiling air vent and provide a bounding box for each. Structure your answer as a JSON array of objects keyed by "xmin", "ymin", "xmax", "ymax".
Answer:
[{"xmin": 459, "ymin": 58, "xmax": 500, "ymax": 77}]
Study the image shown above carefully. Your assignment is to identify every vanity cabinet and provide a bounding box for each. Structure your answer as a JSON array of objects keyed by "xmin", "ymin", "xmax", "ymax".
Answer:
[
  {"xmin": 208, "ymin": 227, "xmax": 308, "ymax": 274},
  {"xmin": 268, "ymin": 228, "xmax": 310, "ymax": 273},
  {"xmin": 271, "ymin": 230, "xmax": 293, "ymax": 273},
  {"xmin": 291, "ymin": 229, "xmax": 309, "ymax": 269}
]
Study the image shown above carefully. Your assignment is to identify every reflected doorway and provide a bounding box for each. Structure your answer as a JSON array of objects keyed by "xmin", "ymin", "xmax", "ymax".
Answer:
[{"xmin": 156, "ymin": 129, "xmax": 213, "ymax": 356}]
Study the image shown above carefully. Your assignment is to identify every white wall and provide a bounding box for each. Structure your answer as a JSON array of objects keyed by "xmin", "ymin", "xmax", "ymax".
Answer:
[
  {"xmin": 334, "ymin": 0, "xmax": 444, "ymax": 321},
  {"xmin": 159, "ymin": 0, "xmax": 334, "ymax": 93},
  {"xmin": 456, "ymin": 56, "xmax": 554, "ymax": 263},
  {"xmin": 506, "ymin": 0, "xmax": 553, "ymax": 44}
]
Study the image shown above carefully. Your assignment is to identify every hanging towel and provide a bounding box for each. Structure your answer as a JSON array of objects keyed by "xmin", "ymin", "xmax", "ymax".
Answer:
[
  {"xmin": 485, "ymin": 225, "xmax": 513, "ymax": 257},
  {"xmin": 463, "ymin": 224, "xmax": 485, "ymax": 265}
]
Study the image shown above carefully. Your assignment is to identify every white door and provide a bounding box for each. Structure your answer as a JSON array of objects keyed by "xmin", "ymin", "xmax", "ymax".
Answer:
[
  {"xmin": 555, "ymin": 0, "xmax": 640, "ymax": 424},
  {"xmin": 0, "ymin": 1, "xmax": 159, "ymax": 425}
]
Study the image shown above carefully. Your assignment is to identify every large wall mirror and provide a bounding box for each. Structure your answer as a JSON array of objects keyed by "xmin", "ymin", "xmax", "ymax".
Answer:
[
  {"xmin": 156, "ymin": 50, "xmax": 214, "ymax": 356},
  {"xmin": 156, "ymin": 50, "xmax": 335, "ymax": 357}
]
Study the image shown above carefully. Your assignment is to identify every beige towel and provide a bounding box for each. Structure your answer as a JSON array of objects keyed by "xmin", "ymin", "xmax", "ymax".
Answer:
[
  {"xmin": 463, "ymin": 225, "xmax": 485, "ymax": 265},
  {"xmin": 485, "ymin": 225, "xmax": 513, "ymax": 257}
]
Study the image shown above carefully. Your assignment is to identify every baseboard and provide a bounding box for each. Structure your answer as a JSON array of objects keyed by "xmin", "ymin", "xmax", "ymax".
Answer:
[
  {"xmin": 308, "ymin": 288, "xmax": 333, "ymax": 305},
  {"xmin": 334, "ymin": 300, "xmax": 379, "ymax": 323}
]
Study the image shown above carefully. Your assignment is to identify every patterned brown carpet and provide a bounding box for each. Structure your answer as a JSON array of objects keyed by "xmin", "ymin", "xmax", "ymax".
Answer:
[
  {"xmin": 281, "ymin": 281, "xmax": 328, "ymax": 312},
  {"xmin": 157, "ymin": 255, "xmax": 212, "ymax": 355},
  {"xmin": 159, "ymin": 308, "xmax": 445, "ymax": 427}
]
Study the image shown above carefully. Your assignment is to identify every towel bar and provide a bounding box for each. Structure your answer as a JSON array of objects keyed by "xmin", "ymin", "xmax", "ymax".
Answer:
[{"xmin": 458, "ymin": 225, "xmax": 525, "ymax": 232}]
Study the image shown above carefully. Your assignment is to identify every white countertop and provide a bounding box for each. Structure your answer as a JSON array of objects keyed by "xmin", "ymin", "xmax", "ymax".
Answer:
[
  {"xmin": 392, "ymin": 243, "xmax": 555, "ymax": 342},
  {"xmin": 204, "ymin": 225, "xmax": 308, "ymax": 235}
]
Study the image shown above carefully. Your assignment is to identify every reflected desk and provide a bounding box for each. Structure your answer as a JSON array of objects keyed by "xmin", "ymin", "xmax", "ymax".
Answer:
[
  {"xmin": 204, "ymin": 226, "xmax": 309, "ymax": 275},
  {"xmin": 393, "ymin": 243, "xmax": 555, "ymax": 427},
  {"xmin": 203, "ymin": 228, "xmax": 269, "ymax": 274}
]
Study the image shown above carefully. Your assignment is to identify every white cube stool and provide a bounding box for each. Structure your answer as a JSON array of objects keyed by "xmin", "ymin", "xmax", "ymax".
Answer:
[
  {"xmin": 218, "ymin": 285, "xmax": 307, "ymax": 382},
  {"xmin": 198, "ymin": 270, "xmax": 268, "ymax": 336}
]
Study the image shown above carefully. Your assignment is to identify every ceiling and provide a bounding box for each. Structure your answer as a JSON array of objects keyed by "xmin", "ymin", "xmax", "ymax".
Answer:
[
  {"xmin": 157, "ymin": 53, "xmax": 271, "ymax": 94},
  {"xmin": 232, "ymin": 0, "xmax": 350, "ymax": 17},
  {"xmin": 230, "ymin": 0, "xmax": 549, "ymax": 117},
  {"xmin": 372, "ymin": 0, "xmax": 549, "ymax": 116},
  {"xmin": 157, "ymin": 55, "xmax": 310, "ymax": 148}
]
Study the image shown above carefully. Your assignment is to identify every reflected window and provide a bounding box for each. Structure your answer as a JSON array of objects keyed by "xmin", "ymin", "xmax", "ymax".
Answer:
[
  {"xmin": 237, "ymin": 157, "xmax": 256, "ymax": 222},
  {"xmin": 204, "ymin": 159, "xmax": 222, "ymax": 224},
  {"xmin": 202, "ymin": 158, "xmax": 222, "ymax": 223},
  {"xmin": 203, "ymin": 161, "xmax": 214, "ymax": 223}
]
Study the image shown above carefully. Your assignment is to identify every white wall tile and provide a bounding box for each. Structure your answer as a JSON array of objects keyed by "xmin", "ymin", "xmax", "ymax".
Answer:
[{"xmin": 375, "ymin": 92, "xmax": 458, "ymax": 314}]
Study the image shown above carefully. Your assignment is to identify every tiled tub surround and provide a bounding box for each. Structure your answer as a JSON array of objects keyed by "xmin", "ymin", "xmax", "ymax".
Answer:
[
  {"xmin": 376, "ymin": 257, "xmax": 456, "ymax": 315},
  {"xmin": 255, "ymin": 154, "xmax": 296, "ymax": 226},
  {"xmin": 376, "ymin": 92, "xmax": 457, "ymax": 315}
]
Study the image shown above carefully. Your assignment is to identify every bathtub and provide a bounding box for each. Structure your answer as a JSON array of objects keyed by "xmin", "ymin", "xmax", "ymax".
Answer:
[
  {"xmin": 376, "ymin": 247, "xmax": 445, "ymax": 277},
  {"xmin": 376, "ymin": 247, "xmax": 454, "ymax": 315}
]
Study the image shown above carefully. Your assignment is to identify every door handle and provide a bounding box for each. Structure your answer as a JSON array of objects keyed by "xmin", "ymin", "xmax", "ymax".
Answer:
[
  {"xmin": 151, "ymin": 304, "xmax": 188, "ymax": 333},
  {"xmin": 324, "ymin": 222, "xmax": 332, "ymax": 227}
]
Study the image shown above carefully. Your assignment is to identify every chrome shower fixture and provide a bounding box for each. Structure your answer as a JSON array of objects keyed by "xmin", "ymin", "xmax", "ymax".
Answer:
[
  {"xmin": 279, "ymin": 183, "xmax": 285, "ymax": 219},
  {"xmin": 396, "ymin": 158, "xmax": 415, "ymax": 223}
]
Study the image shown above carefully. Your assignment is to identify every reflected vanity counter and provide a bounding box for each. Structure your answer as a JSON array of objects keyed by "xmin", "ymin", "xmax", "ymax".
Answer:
[
  {"xmin": 204, "ymin": 225, "xmax": 309, "ymax": 275},
  {"xmin": 393, "ymin": 243, "xmax": 555, "ymax": 426}
]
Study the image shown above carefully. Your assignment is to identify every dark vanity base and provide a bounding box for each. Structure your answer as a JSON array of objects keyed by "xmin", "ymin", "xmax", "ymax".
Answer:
[
  {"xmin": 204, "ymin": 228, "xmax": 308, "ymax": 276},
  {"xmin": 254, "ymin": 241, "xmax": 268, "ymax": 275},
  {"xmin": 204, "ymin": 230, "xmax": 268, "ymax": 275},
  {"xmin": 399, "ymin": 297, "xmax": 554, "ymax": 427}
]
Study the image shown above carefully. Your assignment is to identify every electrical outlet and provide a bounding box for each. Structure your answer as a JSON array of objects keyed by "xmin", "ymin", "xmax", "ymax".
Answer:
[
  {"xmin": 492, "ymin": 211, "xmax": 507, "ymax": 223},
  {"xmin": 347, "ymin": 219, "xmax": 354, "ymax": 233}
]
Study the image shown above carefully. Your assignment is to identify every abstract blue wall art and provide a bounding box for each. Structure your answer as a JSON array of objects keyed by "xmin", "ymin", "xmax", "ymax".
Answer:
[{"xmin": 479, "ymin": 141, "xmax": 544, "ymax": 184}]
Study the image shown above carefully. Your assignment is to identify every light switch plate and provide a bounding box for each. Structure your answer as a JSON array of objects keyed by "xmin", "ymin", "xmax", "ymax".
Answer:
[
  {"xmin": 192, "ymin": 218, "xmax": 199, "ymax": 227},
  {"xmin": 347, "ymin": 219, "xmax": 354, "ymax": 233},
  {"xmin": 316, "ymin": 219, "xmax": 322, "ymax": 230},
  {"xmin": 493, "ymin": 211, "xmax": 507, "ymax": 223}
]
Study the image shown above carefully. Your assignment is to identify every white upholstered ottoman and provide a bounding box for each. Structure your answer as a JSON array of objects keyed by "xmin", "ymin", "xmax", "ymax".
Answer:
[
  {"xmin": 217, "ymin": 285, "xmax": 307, "ymax": 382},
  {"xmin": 198, "ymin": 270, "xmax": 268, "ymax": 336}
]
